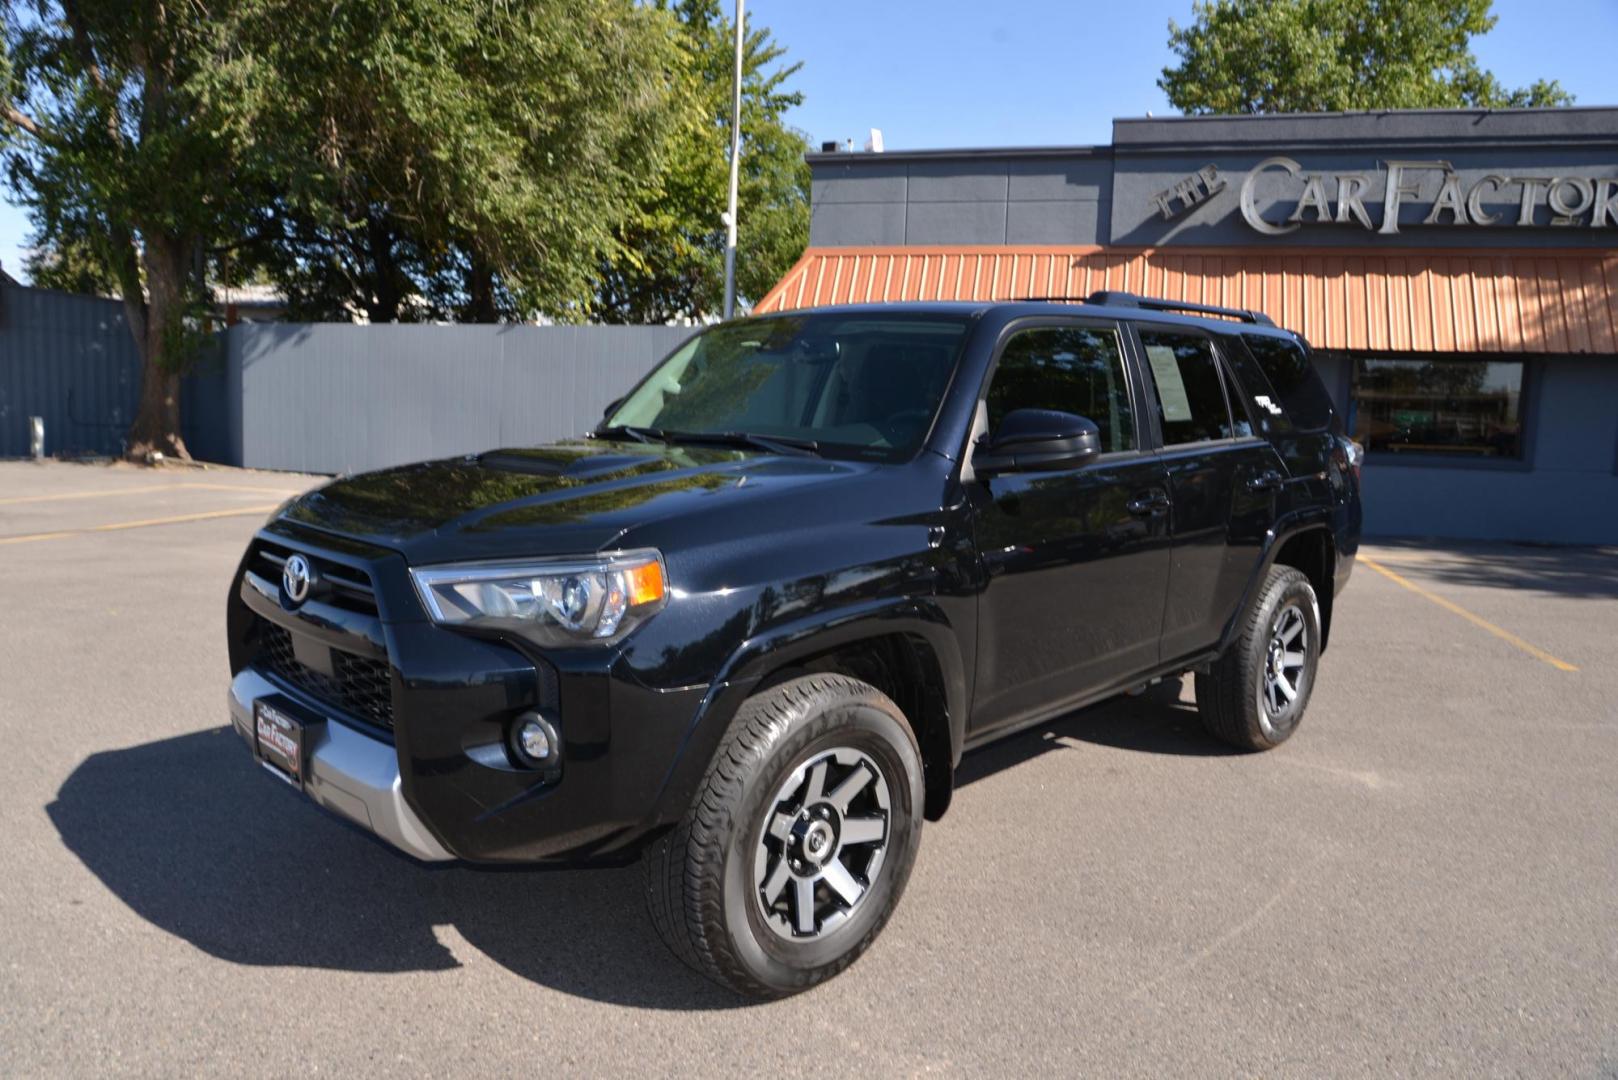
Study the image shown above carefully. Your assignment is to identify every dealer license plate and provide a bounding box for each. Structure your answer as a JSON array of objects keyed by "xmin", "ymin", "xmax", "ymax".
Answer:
[{"xmin": 255, "ymin": 699, "xmax": 307, "ymax": 787}]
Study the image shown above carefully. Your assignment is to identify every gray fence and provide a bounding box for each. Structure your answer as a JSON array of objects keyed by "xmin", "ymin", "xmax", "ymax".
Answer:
[
  {"xmin": 229, "ymin": 323, "xmax": 691, "ymax": 474},
  {"xmin": 0, "ymin": 281, "xmax": 143, "ymax": 458},
  {"xmin": 0, "ymin": 280, "xmax": 229, "ymax": 460},
  {"xmin": 1, "ymin": 277, "xmax": 692, "ymax": 473}
]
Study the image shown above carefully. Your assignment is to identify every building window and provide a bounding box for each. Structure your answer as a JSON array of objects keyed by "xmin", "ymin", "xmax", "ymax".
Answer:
[{"xmin": 1351, "ymin": 356, "xmax": 1526, "ymax": 459}]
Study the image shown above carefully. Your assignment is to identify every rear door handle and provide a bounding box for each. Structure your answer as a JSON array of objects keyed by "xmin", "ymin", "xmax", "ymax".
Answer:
[
  {"xmin": 1127, "ymin": 489, "xmax": 1171, "ymax": 516},
  {"xmin": 1246, "ymin": 470, "xmax": 1284, "ymax": 492}
]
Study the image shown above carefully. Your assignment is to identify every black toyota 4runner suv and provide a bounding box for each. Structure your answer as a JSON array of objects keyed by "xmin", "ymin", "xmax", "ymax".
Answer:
[{"xmin": 227, "ymin": 293, "xmax": 1361, "ymax": 997}]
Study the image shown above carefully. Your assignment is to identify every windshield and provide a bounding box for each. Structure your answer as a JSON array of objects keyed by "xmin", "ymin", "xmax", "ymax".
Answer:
[{"xmin": 603, "ymin": 313, "xmax": 972, "ymax": 461}]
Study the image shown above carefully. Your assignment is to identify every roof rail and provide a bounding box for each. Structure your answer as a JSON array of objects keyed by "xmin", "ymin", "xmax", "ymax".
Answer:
[{"xmin": 1010, "ymin": 291, "xmax": 1275, "ymax": 326}]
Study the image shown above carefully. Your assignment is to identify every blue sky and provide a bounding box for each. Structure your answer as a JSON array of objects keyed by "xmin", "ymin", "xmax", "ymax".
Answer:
[{"xmin": 3, "ymin": 0, "xmax": 1614, "ymax": 283}]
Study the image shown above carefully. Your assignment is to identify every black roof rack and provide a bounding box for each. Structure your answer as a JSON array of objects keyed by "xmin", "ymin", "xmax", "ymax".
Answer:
[{"xmin": 1010, "ymin": 291, "xmax": 1275, "ymax": 326}]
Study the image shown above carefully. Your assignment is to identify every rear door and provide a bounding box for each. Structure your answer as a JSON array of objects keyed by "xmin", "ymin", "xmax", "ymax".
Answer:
[
  {"xmin": 968, "ymin": 319, "xmax": 1172, "ymax": 735},
  {"xmin": 1132, "ymin": 324, "xmax": 1282, "ymax": 661}
]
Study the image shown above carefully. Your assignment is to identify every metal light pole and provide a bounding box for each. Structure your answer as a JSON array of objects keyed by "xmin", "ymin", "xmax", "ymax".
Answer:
[{"xmin": 721, "ymin": 0, "xmax": 745, "ymax": 321}]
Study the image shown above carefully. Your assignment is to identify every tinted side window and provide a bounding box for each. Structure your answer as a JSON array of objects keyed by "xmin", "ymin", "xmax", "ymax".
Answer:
[
  {"xmin": 1242, "ymin": 334, "xmax": 1336, "ymax": 432},
  {"xmin": 1138, "ymin": 329, "xmax": 1234, "ymax": 445},
  {"xmin": 988, "ymin": 326, "xmax": 1135, "ymax": 453}
]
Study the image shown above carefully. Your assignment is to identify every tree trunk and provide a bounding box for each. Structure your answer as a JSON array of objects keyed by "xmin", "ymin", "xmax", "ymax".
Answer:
[
  {"xmin": 466, "ymin": 257, "xmax": 498, "ymax": 323},
  {"xmin": 125, "ymin": 232, "xmax": 192, "ymax": 461},
  {"xmin": 365, "ymin": 214, "xmax": 404, "ymax": 323}
]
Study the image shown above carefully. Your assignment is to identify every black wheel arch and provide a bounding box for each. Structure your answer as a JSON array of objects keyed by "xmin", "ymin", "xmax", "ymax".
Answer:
[
  {"xmin": 649, "ymin": 597, "xmax": 968, "ymax": 831},
  {"xmin": 1222, "ymin": 515, "xmax": 1339, "ymax": 656}
]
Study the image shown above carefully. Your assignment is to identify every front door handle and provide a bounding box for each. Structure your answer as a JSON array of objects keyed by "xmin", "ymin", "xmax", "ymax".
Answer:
[
  {"xmin": 1246, "ymin": 470, "xmax": 1284, "ymax": 493},
  {"xmin": 1127, "ymin": 489, "xmax": 1171, "ymax": 516}
]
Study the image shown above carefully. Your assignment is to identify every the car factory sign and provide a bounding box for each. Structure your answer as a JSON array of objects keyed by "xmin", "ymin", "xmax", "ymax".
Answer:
[{"xmin": 1155, "ymin": 158, "xmax": 1618, "ymax": 235}]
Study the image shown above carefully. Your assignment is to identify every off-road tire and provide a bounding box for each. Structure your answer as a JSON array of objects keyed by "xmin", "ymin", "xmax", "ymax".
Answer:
[
  {"xmin": 1196, "ymin": 565, "xmax": 1321, "ymax": 751},
  {"xmin": 643, "ymin": 674, "xmax": 924, "ymax": 998}
]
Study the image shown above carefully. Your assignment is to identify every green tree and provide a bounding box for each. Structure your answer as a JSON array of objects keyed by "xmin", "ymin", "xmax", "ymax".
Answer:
[
  {"xmin": 2, "ymin": 0, "xmax": 261, "ymax": 458},
  {"xmin": 1159, "ymin": 0, "xmax": 1573, "ymax": 115},
  {"xmin": 235, "ymin": 0, "xmax": 685, "ymax": 324},
  {"xmin": 594, "ymin": 0, "xmax": 809, "ymax": 324},
  {"xmin": 2, "ymin": 0, "xmax": 687, "ymax": 458}
]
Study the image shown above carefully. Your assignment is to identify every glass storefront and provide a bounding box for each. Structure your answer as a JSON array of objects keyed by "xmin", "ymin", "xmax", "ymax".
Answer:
[{"xmin": 1350, "ymin": 356, "xmax": 1526, "ymax": 459}]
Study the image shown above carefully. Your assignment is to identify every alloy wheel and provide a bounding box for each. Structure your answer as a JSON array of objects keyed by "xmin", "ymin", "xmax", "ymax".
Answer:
[
  {"xmin": 1259, "ymin": 602, "xmax": 1309, "ymax": 733},
  {"xmin": 753, "ymin": 747, "xmax": 891, "ymax": 941}
]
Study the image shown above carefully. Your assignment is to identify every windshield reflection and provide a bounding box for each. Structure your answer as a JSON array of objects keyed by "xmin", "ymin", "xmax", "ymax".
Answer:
[{"xmin": 603, "ymin": 313, "xmax": 971, "ymax": 462}]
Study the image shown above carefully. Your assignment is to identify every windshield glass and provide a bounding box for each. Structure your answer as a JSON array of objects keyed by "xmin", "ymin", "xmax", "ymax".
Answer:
[{"xmin": 604, "ymin": 313, "xmax": 972, "ymax": 461}]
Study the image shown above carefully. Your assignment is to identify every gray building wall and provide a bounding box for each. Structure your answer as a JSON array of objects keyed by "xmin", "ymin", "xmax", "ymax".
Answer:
[
  {"xmin": 799, "ymin": 109, "xmax": 1618, "ymax": 545},
  {"xmin": 809, "ymin": 149, "xmax": 1114, "ymax": 247},
  {"xmin": 1309, "ymin": 353, "xmax": 1618, "ymax": 544},
  {"xmin": 1109, "ymin": 109, "xmax": 1618, "ymax": 250},
  {"xmin": 807, "ymin": 108, "xmax": 1618, "ymax": 252},
  {"xmin": 229, "ymin": 323, "xmax": 692, "ymax": 474}
]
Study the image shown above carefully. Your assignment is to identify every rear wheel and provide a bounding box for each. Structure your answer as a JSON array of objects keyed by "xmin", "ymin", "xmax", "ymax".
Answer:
[
  {"xmin": 1196, "ymin": 565, "xmax": 1320, "ymax": 751},
  {"xmin": 644, "ymin": 674, "xmax": 923, "ymax": 998}
]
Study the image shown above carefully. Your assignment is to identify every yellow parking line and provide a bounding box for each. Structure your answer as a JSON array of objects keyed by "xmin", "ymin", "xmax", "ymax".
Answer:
[
  {"xmin": 0, "ymin": 484, "xmax": 185, "ymax": 506},
  {"xmin": 0, "ymin": 482, "xmax": 299, "ymax": 506},
  {"xmin": 1360, "ymin": 556, "xmax": 1579, "ymax": 672},
  {"xmin": 0, "ymin": 505, "xmax": 280, "ymax": 545},
  {"xmin": 176, "ymin": 482, "xmax": 305, "ymax": 497}
]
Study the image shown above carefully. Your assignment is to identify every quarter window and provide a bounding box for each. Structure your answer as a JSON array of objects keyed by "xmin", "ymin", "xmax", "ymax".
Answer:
[
  {"xmin": 1351, "ymin": 357, "xmax": 1525, "ymax": 458},
  {"xmin": 1242, "ymin": 334, "xmax": 1337, "ymax": 432},
  {"xmin": 987, "ymin": 326, "xmax": 1135, "ymax": 453},
  {"xmin": 1139, "ymin": 329, "xmax": 1237, "ymax": 445}
]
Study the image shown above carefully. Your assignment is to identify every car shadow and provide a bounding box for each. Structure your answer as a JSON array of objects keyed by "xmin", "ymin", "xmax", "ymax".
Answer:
[
  {"xmin": 1364, "ymin": 539, "xmax": 1618, "ymax": 601},
  {"xmin": 955, "ymin": 678, "xmax": 1238, "ymax": 789},
  {"xmin": 45, "ymin": 727, "xmax": 747, "ymax": 1010},
  {"xmin": 51, "ymin": 686, "xmax": 1233, "ymax": 1007}
]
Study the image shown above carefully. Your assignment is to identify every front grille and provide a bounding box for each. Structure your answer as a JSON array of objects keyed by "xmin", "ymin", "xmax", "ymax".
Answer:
[
  {"xmin": 254, "ymin": 540, "xmax": 379, "ymax": 616},
  {"xmin": 257, "ymin": 619, "xmax": 395, "ymax": 730}
]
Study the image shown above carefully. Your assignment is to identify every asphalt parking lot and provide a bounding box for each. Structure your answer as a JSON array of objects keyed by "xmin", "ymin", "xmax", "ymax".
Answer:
[{"xmin": 2, "ymin": 460, "xmax": 1615, "ymax": 1077}]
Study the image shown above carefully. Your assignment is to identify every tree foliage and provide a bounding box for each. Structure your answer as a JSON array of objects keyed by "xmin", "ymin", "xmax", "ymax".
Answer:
[
  {"xmin": 233, "ymin": 0, "xmax": 687, "ymax": 323},
  {"xmin": 1159, "ymin": 0, "xmax": 1573, "ymax": 115},
  {"xmin": 1, "ymin": 0, "xmax": 697, "ymax": 454},
  {"xmin": 593, "ymin": 0, "xmax": 809, "ymax": 323},
  {"xmin": 2, "ymin": 0, "xmax": 263, "ymax": 456}
]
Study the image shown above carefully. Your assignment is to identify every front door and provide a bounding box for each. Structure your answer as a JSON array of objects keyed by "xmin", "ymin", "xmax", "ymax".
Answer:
[{"xmin": 969, "ymin": 321, "xmax": 1173, "ymax": 736}]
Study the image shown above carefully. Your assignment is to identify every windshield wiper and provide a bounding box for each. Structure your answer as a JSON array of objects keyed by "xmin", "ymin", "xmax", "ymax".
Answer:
[
  {"xmin": 590, "ymin": 424, "xmax": 671, "ymax": 445},
  {"xmin": 591, "ymin": 425, "xmax": 819, "ymax": 458},
  {"xmin": 662, "ymin": 430, "xmax": 820, "ymax": 457}
]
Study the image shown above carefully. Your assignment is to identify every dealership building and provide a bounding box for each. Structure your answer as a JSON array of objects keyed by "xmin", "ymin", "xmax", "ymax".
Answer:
[{"xmin": 759, "ymin": 108, "xmax": 1618, "ymax": 544}]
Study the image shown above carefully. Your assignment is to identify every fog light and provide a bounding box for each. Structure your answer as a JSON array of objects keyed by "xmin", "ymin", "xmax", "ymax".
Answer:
[{"xmin": 510, "ymin": 712, "xmax": 558, "ymax": 768}]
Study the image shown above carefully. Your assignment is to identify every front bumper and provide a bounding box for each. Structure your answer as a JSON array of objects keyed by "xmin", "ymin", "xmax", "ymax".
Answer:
[
  {"xmin": 227, "ymin": 524, "xmax": 718, "ymax": 864},
  {"xmin": 229, "ymin": 668, "xmax": 453, "ymax": 861}
]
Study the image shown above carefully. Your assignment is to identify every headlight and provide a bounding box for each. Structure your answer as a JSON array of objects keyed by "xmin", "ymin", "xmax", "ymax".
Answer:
[{"xmin": 410, "ymin": 549, "xmax": 667, "ymax": 645}]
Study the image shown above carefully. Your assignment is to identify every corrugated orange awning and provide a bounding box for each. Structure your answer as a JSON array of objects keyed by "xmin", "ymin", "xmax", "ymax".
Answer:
[{"xmin": 755, "ymin": 245, "xmax": 1618, "ymax": 355}]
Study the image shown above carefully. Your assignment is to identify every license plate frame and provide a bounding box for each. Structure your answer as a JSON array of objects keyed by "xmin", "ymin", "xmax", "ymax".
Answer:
[{"xmin": 254, "ymin": 697, "xmax": 318, "ymax": 788}]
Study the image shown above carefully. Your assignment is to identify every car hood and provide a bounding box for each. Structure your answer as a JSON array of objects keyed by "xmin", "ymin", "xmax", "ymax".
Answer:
[{"xmin": 279, "ymin": 439, "xmax": 875, "ymax": 564}]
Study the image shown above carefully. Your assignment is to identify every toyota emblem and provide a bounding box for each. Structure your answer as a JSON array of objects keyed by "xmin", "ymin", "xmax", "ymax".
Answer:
[{"xmin": 282, "ymin": 553, "xmax": 317, "ymax": 604}]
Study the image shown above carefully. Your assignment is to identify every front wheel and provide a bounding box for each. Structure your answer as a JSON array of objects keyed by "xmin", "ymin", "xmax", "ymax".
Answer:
[
  {"xmin": 1196, "ymin": 565, "xmax": 1321, "ymax": 751},
  {"xmin": 644, "ymin": 674, "xmax": 924, "ymax": 998}
]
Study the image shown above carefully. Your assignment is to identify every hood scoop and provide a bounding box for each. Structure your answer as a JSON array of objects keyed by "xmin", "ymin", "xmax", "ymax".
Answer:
[{"xmin": 479, "ymin": 447, "xmax": 661, "ymax": 478}]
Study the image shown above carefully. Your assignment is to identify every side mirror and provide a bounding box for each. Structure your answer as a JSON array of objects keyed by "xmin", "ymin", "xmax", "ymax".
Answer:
[
  {"xmin": 973, "ymin": 408, "xmax": 1101, "ymax": 476},
  {"xmin": 601, "ymin": 396, "xmax": 625, "ymax": 420}
]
